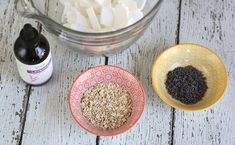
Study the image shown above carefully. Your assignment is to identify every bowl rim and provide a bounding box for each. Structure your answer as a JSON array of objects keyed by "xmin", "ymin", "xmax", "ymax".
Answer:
[
  {"xmin": 151, "ymin": 43, "xmax": 228, "ymax": 112},
  {"xmin": 68, "ymin": 65, "xmax": 146, "ymax": 136}
]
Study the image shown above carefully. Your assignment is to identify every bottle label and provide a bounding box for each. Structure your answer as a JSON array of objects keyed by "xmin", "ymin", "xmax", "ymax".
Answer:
[{"xmin": 15, "ymin": 52, "xmax": 53, "ymax": 85}]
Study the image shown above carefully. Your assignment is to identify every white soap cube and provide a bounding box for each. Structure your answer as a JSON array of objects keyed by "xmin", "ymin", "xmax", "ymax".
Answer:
[
  {"xmin": 86, "ymin": 7, "xmax": 101, "ymax": 30},
  {"xmin": 74, "ymin": 9, "xmax": 90, "ymax": 27},
  {"xmin": 79, "ymin": 0, "xmax": 92, "ymax": 8},
  {"xmin": 63, "ymin": 7, "xmax": 77, "ymax": 23},
  {"xmin": 64, "ymin": 4, "xmax": 90, "ymax": 27},
  {"xmin": 79, "ymin": 0, "xmax": 99, "ymax": 10},
  {"xmin": 60, "ymin": 0, "xmax": 145, "ymax": 32},
  {"xmin": 64, "ymin": 23, "xmax": 93, "ymax": 32},
  {"xmin": 103, "ymin": 0, "xmax": 112, "ymax": 7},
  {"xmin": 136, "ymin": 0, "xmax": 146, "ymax": 10},
  {"xmin": 100, "ymin": 6, "xmax": 113, "ymax": 27},
  {"xmin": 119, "ymin": 0, "xmax": 138, "ymax": 12},
  {"xmin": 112, "ymin": 0, "xmax": 119, "ymax": 6},
  {"xmin": 128, "ymin": 10, "xmax": 143, "ymax": 25},
  {"xmin": 75, "ymin": 26, "xmax": 94, "ymax": 32},
  {"xmin": 94, "ymin": 0, "xmax": 105, "ymax": 5},
  {"xmin": 100, "ymin": 27, "xmax": 113, "ymax": 32},
  {"xmin": 113, "ymin": 4, "xmax": 129, "ymax": 29},
  {"xmin": 70, "ymin": 23, "xmax": 81, "ymax": 30},
  {"xmin": 77, "ymin": 6, "xmax": 88, "ymax": 17}
]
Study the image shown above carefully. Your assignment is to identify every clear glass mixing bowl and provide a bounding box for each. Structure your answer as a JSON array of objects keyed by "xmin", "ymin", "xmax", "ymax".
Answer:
[{"xmin": 15, "ymin": 0, "xmax": 163, "ymax": 55}]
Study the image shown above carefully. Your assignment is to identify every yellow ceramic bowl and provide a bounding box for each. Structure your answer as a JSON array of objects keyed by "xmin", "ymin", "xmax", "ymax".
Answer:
[{"xmin": 152, "ymin": 44, "xmax": 228, "ymax": 111}]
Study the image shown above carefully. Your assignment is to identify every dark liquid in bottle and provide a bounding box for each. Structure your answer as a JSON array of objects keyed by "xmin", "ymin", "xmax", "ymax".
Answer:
[{"xmin": 14, "ymin": 24, "xmax": 50, "ymax": 65}]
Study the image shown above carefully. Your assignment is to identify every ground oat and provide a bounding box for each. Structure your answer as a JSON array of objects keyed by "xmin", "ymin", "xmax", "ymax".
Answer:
[{"xmin": 80, "ymin": 83, "xmax": 132, "ymax": 129}]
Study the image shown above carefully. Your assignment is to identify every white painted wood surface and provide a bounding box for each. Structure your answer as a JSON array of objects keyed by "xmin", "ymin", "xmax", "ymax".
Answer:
[
  {"xmin": 0, "ymin": 0, "xmax": 101, "ymax": 144},
  {"xmin": 100, "ymin": 0, "xmax": 180, "ymax": 145},
  {"xmin": 1, "ymin": 0, "xmax": 235, "ymax": 145},
  {"xmin": 0, "ymin": 0, "xmax": 36, "ymax": 145},
  {"xmin": 20, "ymin": 1, "xmax": 103, "ymax": 144},
  {"xmin": 173, "ymin": 0, "xmax": 235, "ymax": 145},
  {"xmin": 21, "ymin": 36, "xmax": 104, "ymax": 145}
]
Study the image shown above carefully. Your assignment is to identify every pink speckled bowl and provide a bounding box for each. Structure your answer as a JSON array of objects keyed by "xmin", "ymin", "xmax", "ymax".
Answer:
[{"xmin": 69, "ymin": 65, "xmax": 145, "ymax": 136}]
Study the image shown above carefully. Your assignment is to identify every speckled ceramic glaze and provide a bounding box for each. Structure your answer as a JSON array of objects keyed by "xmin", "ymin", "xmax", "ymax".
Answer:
[{"xmin": 69, "ymin": 65, "xmax": 145, "ymax": 136}]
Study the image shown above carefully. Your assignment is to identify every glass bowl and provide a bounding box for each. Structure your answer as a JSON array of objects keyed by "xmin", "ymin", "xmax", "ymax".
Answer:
[{"xmin": 15, "ymin": 0, "xmax": 163, "ymax": 55}]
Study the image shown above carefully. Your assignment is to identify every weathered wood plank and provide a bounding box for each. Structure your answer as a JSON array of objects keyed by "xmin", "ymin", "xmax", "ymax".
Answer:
[
  {"xmin": 20, "ymin": 31, "xmax": 105, "ymax": 145},
  {"xmin": 14, "ymin": 0, "xmax": 101, "ymax": 144},
  {"xmin": 100, "ymin": 0, "xmax": 180, "ymax": 144},
  {"xmin": 20, "ymin": 1, "xmax": 104, "ymax": 144},
  {"xmin": 0, "ymin": 0, "xmax": 38, "ymax": 145},
  {"xmin": 173, "ymin": 0, "xmax": 235, "ymax": 145}
]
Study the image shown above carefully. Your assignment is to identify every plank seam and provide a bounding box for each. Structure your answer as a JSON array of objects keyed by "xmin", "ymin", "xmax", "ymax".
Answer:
[
  {"xmin": 170, "ymin": 108, "xmax": 175, "ymax": 145},
  {"xmin": 18, "ymin": 85, "xmax": 31, "ymax": 145},
  {"xmin": 105, "ymin": 56, "xmax": 109, "ymax": 65},
  {"xmin": 45, "ymin": 0, "xmax": 49, "ymax": 15},
  {"xmin": 96, "ymin": 136, "xmax": 100, "ymax": 145},
  {"xmin": 170, "ymin": 0, "xmax": 182, "ymax": 145},
  {"xmin": 18, "ymin": 22, "xmax": 42, "ymax": 145},
  {"xmin": 37, "ymin": 22, "xmax": 42, "ymax": 33},
  {"xmin": 176, "ymin": 0, "xmax": 182, "ymax": 44}
]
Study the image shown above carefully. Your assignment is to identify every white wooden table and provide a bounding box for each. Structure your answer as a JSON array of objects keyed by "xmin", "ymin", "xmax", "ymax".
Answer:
[{"xmin": 1, "ymin": 0, "xmax": 235, "ymax": 145}]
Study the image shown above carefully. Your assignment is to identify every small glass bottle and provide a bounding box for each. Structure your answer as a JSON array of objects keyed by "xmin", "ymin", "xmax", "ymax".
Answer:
[{"xmin": 14, "ymin": 24, "xmax": 53, "ymax": 85}]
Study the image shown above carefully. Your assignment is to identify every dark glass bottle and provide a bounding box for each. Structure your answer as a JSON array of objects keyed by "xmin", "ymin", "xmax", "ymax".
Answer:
[{"xmin": 14, "ymin": 24, "xmax": 53, "ymax": 85}]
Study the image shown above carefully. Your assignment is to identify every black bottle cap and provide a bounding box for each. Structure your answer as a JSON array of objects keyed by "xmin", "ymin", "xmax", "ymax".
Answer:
[{"xmin": 20, "ymin": 24, "xmax": 39, "ymax": 42}]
